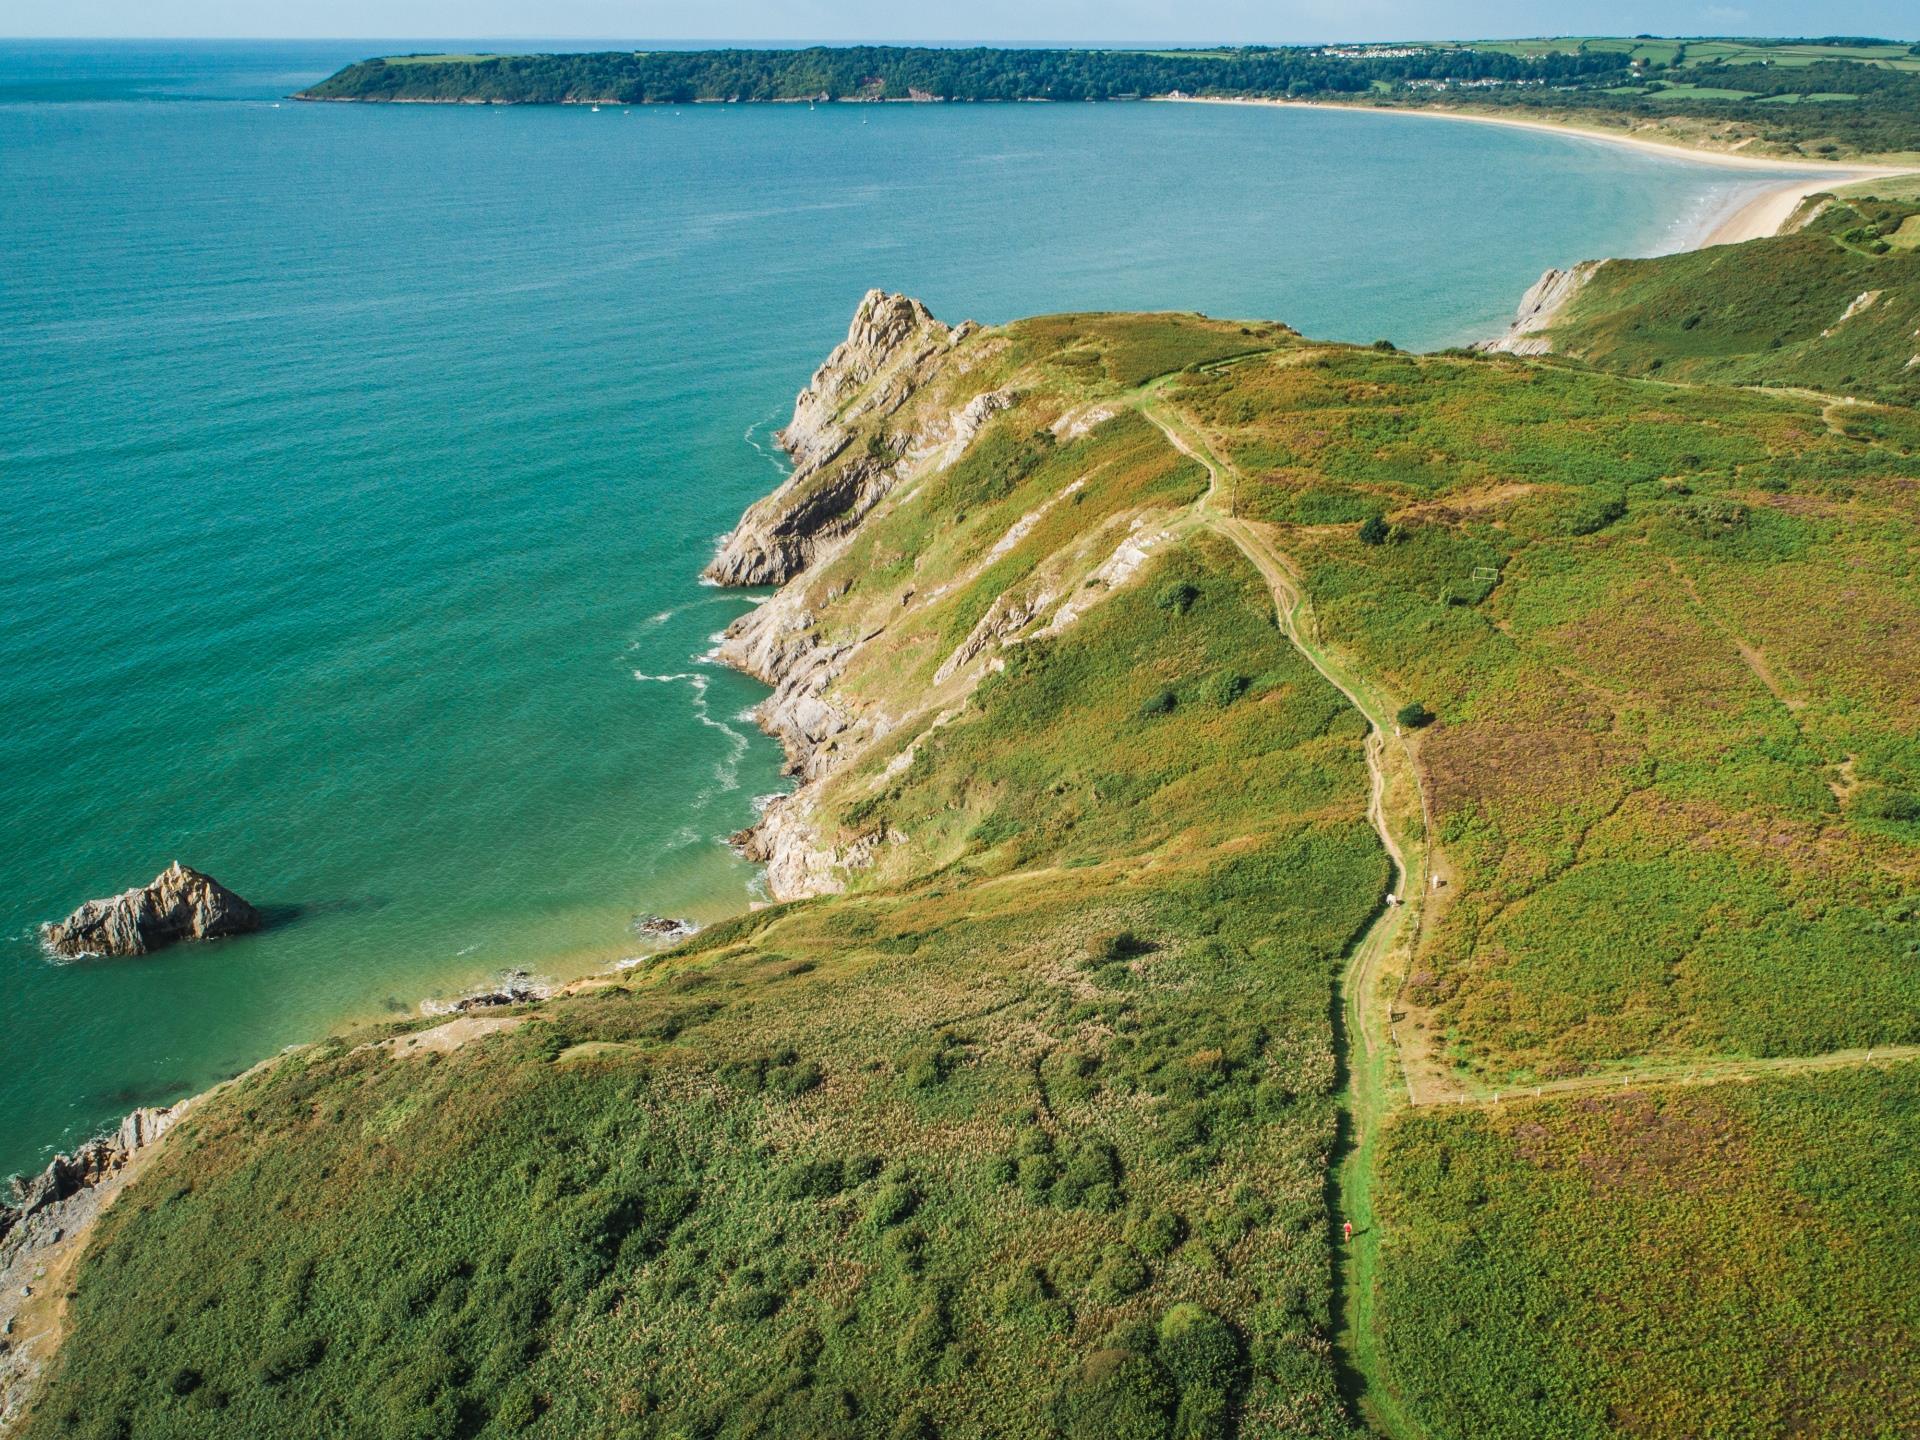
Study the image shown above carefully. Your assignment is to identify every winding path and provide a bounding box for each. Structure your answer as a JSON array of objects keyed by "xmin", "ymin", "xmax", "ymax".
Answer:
[{"xmin": 1135, "ymin": 383, "xmax": 1920, "ymax": 1438}]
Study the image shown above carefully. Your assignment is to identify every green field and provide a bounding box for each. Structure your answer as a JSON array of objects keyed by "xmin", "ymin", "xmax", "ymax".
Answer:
[
  {"xmin": 1376, "ymin": 1066, "xmax": 1920, "ymax": 1438},
  {"xmin": 1540, "ymin": 193, "xmax": 1920, "ymax": 403}
]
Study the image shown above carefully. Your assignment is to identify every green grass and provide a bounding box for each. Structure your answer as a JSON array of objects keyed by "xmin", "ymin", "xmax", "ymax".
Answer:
[
  {"xmin": 1541, "ymin": 193, "xmax": 1920, "ymax": 406},
  {"xmin": 19, "ymin": 261, "xmax": 1920, "ymax": 1438},
  {"xmin": 1374, "ymin": 1066, "xmax": 1920, "ymax": 1439},
  {"xmin": 1163, "ymin": 339, "xmax": 1920, "ymax": 1080}
]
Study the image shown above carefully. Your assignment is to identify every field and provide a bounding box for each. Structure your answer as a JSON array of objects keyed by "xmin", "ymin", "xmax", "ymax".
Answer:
[
  {"xmin": 1456, "ymin": 36, "xmax": 1920, "ymax": 72},
  {"xmin": 1164, "ymin": 340, "xmax": 1920, "ymax": 1081},
  {"xmin": 1375, "ymin": 1066, "xmax": 1920, "ymax": 1438},
  {"xmin": 1541, "ymin": 193, "xmax": 1920, "ymax": 405}
]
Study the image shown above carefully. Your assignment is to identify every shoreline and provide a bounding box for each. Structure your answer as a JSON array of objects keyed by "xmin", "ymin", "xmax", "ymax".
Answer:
[{"xmin": 1159, "ymin": 95, "xmax": 1915, "ymax": 248}]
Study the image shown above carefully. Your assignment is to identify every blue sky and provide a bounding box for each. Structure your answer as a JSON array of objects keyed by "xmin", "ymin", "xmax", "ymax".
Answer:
[{"xmin": 3, "ymin": 0, "xmax": 1914, "ymax": 42}]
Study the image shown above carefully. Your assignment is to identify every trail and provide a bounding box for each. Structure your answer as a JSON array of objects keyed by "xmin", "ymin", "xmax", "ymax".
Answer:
[
  {"xmin": 1135, "ymin": 383, "xmax": 1920, "ymax": 1438},
  {"xmin": 1140, "ymin": 393, "xmax": 1436, "ymax": 1438}
]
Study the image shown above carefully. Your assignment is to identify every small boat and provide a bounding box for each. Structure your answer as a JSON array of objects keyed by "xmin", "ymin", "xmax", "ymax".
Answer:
[{"xmin": 591, "ymin": 105, "xmax": 601, "ymax": 113}]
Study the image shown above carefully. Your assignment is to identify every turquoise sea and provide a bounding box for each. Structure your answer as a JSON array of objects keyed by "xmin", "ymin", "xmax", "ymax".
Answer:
[{"xmin": 0, "ymin": 41, "xmax": 1809, "ymax": 1175}]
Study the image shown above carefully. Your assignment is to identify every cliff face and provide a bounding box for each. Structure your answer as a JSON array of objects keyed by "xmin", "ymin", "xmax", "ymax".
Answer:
[
  {"xmin": 1477, "ymin": 260, "xmax": 1606, "ymax": 356},
  {"xmin": 704, "ymin": 290, "xmax": 962, "ymax": 587},
  {"xmin": 708, "ymin": 292, "xmax": 1006, "ymax": 898}
]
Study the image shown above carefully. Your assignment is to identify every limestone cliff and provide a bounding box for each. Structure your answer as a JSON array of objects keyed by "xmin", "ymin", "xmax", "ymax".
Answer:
[
  {"xmin": 40, "ymin": 863, "xmax": 259, "ymax": 959},
  {"xmin": 1477, "ymin": 259, "xmax": 1607, "ymax": 356},
  {"xmin": 703, "ymin": 290, "xmax": 961, "ymax": 587},
  {"xmin": 708, "ymin": 292, "xmax": 1005, "ymax": 898}
]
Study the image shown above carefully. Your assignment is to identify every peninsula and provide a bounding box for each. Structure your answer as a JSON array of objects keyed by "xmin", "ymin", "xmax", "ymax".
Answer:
[
  {"xmin": 296, "ymin": 37, "xmax": 1920, "ymax": 163},
  {"xmin": 10, "ymin": 176, "xmax": 1920, "ymax": 1438}
]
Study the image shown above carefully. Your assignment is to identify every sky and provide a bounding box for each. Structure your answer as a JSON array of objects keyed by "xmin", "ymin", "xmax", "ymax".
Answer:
[{"xmin": 2, "ymin": 1, "xmax": 1914, "ymax": 43}]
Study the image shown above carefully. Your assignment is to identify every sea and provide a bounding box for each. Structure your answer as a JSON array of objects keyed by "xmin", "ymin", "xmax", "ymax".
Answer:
[{"xmin": 0, "ymin": 39, "xmax": 1810, "ymax": 1175}]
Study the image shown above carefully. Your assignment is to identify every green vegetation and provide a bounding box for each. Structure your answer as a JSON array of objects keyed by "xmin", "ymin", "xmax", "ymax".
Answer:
[
  {"xmin": 1376, "ymin": 1066, "xmax": 1920, "ymax": 1438},
  {"xmin": 1167, "ymin": 341, "xmax": 1920, "ymax": 1077},
  {"xmin": 297, "ymin": 37, "xmax": 1920, "ymax": 158},
  {"xmin": 18, "ymin": 212, "xmax": 1920, "ymax": 1438},
  {"xmin": 1540, "ymin": 192, "xmax": 1920, "ymax": 403}
]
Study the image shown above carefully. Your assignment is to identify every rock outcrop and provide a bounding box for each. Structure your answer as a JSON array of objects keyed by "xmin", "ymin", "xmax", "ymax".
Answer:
[
  {"xmin": 1476, "ymin": 260, "xmax": 1606, "ymax": 356},
  {"xmin": 40, "ymin": 863, "xmax": 260, "ymax": 959},
  {"xmin": 2, "ymin": 1107, "xmax": 179, "ymax": 1240},
  {"xmin": 703, "ymin": 290, "xmax": 951, "ymax": 587}
]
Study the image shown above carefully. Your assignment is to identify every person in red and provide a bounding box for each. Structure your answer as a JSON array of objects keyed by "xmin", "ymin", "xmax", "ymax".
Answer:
[{"xmin": 1342, "ymin": 1220, "xmax": 1354, "ymax": 1244}]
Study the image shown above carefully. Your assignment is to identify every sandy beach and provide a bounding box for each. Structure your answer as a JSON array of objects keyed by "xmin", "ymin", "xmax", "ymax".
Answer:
[{"xmin": 1160, "ymin": 95, "xmax": 1915, "ymax": 249}]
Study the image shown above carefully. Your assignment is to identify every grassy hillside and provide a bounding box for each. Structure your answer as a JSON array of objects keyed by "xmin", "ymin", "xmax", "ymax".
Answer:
[
  {"xmin": 15, "ymin": 268, "xmax": 1920, "ymax": 1435},
  {"xmin": 1377, "ymin": 1067, "xmax": 1920, "ymax": 1438},
  {"xmin": 1163, "ymin": 343, "xmax": 1920, "ymax": 1080},
  {"xmin": 1539, "ymin": 192, "xmax": 1920, "ymax": 403}
]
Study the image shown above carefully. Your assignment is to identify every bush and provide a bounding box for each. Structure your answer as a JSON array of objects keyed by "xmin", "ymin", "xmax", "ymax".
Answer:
[
  {"xmin": 1156, "ymin": 581, "xmax": 1201, "ymax": 615},
  {"xmin": 1855, "ymin": 787, "xmax": 1920, "ymax": 823},
  {"xmin": 865, "ymin": 1181, "xmax": 919, "ymax": 1229},
  {"xmin": 1053, "ymin": 1348, "xmax": 1177, "ymax": 1440},
  {"xmin": 1396, "ymin": 702, "xmax": 1435, "ymax": 730},
  {"xmin": 1140, "ymin": 688, "xmax": 1178, "ymax": 717},
  {"xmin": 1086, "ymin": 930, "xmax": 1147, "ymax": 964},
  {"xmin": 1087, "ymin": 1245, "xmax": 1150, "ymax": 1303},
  {"xmin": 1208, "ymin": 672, "xmax": 1251, "ymax": 708},
  {"xmin": 1357, "ymin": 514, "xmax": 1390, "ymax": 546},
  {"xmin": 1157, "ymin": 1304, "xmax": 1240, "ymax": 1392}
]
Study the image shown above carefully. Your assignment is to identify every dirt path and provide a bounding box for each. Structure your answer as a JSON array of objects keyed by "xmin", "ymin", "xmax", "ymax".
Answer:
[
  {"xmin": 1136, "ymin": 386, "xmax": 1920, "ymax": 1438},
  {"xmin": 1139, "ymin": 396, "xmax": 1440, "ymax": 1436}
]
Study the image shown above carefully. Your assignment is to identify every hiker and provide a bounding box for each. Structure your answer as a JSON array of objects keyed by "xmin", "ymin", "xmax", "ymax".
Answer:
[{"xmin": 1342, "ymin": 1220, "xmax": 1354, "ymax": 1244}]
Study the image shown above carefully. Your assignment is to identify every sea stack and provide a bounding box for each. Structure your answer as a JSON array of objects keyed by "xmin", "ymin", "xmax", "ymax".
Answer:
[{"xmin": 40, "ymin": 862, "xmax": 260, "ymax": 959}]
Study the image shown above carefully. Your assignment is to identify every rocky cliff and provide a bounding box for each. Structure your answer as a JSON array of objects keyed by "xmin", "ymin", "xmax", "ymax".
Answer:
[
  {"xmin": 40, "ymin": 863, "xmax": 259, "ymax": 959},
  {"xmin": 1476, "ymin": 259, "xmax": 1607, "ymax": 356},
  {"xmin": 703, "ymin": 290, "xmax": 965, "ymax": 587},
  {"xmin": 707, "ymin": 292, "xmax": 1009, "ymax": 899}
]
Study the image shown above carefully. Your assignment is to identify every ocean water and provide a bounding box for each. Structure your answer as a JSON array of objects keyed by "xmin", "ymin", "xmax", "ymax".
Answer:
[{"xmin": 0, "ymin": 41, "xmax": 1807, "ymax": 1175}]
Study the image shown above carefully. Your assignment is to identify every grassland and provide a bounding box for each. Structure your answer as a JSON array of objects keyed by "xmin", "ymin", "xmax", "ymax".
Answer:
[
  {"xmin": 15, "ymin": 247, "xmax": 1920, "ymax": 1436},
  {"xmin": 1539, "ymin": 192, "xmax": 1920, "ymax": 403},
  {"xmin": 1375, "ymin": 1066, "xmax": 1920, "ymax": 1438}
]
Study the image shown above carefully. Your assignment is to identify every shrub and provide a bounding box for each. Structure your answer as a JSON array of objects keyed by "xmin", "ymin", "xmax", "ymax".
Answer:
[
  {"xmin": 1396, "ymin": 702, "xmax": 1435, "ymax": 730},
  {"xmin": 1053, "ymin": 1348, "xmax": 1177, "ymax": 1440},
  {"xmin": 1140, "ymin": 688, "xmax": 1178, "ymax": 717},
  {"xmin": 1855, "ymin": 787, "xmax": 1920, "ymax": 824},
  {"xmin": 1208, "ymin": 672, "xmax": 1251, "ymax": 707},
  {"xmin": 1357, "ymin": 514, "xmax": 1390, "ymax": 546},
  {"xmin": 866, "ymin": 1180, "xmax": 919, "ymax": 1229},
  {"xmin": 1125, "ymin": 1208, "xmax": 1188, "ymax": 1259},
  {"xmin": 776, "ymin": 1159, "xmax": 846, "ymax": 1200},
  {"xmin": 1086, "ymin": 930, "xmax": 1147, "ymax": 964},
  {"xmin": 1157, "ymin": 1304, "xmax": 1240, "ymax": 1392},
  {"xmin": 1156, "ymin": 581, "xmax": 1201, "ymax": 615},
  {"xmin": 1087, "ymin": 1245, "xmax": 1150, "ymax": 1304}
]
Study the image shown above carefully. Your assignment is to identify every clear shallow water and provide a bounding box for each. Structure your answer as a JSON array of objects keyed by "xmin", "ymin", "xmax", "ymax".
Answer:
[{"xmin": 0, "ymin": 42, "xmax": 1804, "ymax": 1175}]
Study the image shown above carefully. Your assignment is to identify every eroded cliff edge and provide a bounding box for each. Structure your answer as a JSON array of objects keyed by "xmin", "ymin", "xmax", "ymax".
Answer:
[{"xmin": 707, "ymin": 291, "xmax": 990, "ymax": 897}]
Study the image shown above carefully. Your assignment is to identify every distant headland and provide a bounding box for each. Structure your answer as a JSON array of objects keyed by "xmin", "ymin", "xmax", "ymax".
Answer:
[{"xmin": 295, "ymin": 37, "xmax": 1920, "ymax": 164}]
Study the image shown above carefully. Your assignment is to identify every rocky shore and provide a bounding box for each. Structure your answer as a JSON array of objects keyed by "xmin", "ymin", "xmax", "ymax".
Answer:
[
  {"xmin": 1475, "ymin": 259, "xmax": 1606, "ymax": 356},
  {"xmin": 705, "ymin": 290, "xmax": 1004, "ymax": 899},
  {"xmin": 0, "ymin": 1103, "xmax": 187, "ymax": 1428}
]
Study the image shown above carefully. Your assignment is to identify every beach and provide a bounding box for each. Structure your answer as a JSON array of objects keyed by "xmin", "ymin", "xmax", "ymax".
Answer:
[{"xmin": 1160, "ymin": 95, "xmax": 1917, "ymax": 248}]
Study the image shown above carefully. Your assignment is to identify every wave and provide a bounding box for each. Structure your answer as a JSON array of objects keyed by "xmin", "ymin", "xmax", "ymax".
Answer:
[
  {"xmin": 632, "ymin": 667, "xmax": 752, "ymax": 796},
  {"xmin": 743, "ymin": 411, "xmax": 792, "ymax": 475}
]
